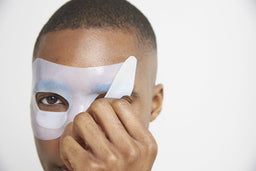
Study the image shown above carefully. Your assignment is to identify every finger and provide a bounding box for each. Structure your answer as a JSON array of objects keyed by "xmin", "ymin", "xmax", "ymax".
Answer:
[
  {"xmin": 112, "ymin": 98, "xmax": 153, "ymax": 142},
  {"xmin": 60, "ymin": 135, "xmax": 97, "ymax": 170},
  {"xmin": 87, "ymin": 99, "xmax": 135, "ymax": 148},
  {"xmin": 62, "ymin": 122, "xmax": 73, "ymax": 137},
  {"xmin": 72, "ymin": 112, "xmax": 117, "ymax": 159}
]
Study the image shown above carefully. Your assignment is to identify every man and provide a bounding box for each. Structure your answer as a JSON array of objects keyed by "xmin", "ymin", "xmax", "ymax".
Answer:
[{"xmin": 31, "ymin": 0, "xmax": 163, "ymax": 170}]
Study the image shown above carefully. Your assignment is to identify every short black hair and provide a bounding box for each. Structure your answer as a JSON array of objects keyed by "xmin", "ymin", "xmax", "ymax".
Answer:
[{"xmin": 33, "ymin": 0, "xmax": 157, "ymax": 58}]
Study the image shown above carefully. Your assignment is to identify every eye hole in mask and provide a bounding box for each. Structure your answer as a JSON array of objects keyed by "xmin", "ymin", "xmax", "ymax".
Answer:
[{"xmin": 36, "ymin": 92, "xmax": 69, "ymax": 112}]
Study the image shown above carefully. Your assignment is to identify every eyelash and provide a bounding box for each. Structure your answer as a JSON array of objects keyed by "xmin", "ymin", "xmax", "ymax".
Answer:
[
  {"xmin": 121, "ymin": 96, "xmax": 133, "ymax": 104},
  {"xmin": 39, "ymin": 96, "xmax": 63, "ymax": 105}
]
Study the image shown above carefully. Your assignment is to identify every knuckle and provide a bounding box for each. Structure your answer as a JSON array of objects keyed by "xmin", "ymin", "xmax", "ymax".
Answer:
[
  {"xmin": 87, "ymin": 161, "xmax": 105, "ymax": 171},
  {"xmin": 113, "ymin": 98, "xmax": 129, "ymax": 108},
  {"xmin": 73, "ymin": 112, "xmax": 91, "ymax": 125},
  {"xmin": 90, "ymin": 98, "xmax": 108, "ymax": 110},
  {"xmin": 123, "ymin": 146, "xmax": 140, "ymax": 164},
  {"xmin": 61, "ymin": 135, "xmax": 72, "ymax": 147},
  {"xmin": 128, "ymin": 150, "xmax": 139, "ymax": 164},
  {"xmin": 106, "ymin": 153, "xmax": 118, "ymax": 164},
  {"xmin": 145, "ymin": 138, "xmax": 158, "ymax": 157}
]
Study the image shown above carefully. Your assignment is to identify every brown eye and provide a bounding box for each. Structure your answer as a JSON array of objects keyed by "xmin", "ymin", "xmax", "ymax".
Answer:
[
  {"xmin": 36, "ymin": 92, "xmax": 69, "ymax": 112},
  {"xmin": 40, "ymin": 96, "xmax": 62, "ymax": 105}
]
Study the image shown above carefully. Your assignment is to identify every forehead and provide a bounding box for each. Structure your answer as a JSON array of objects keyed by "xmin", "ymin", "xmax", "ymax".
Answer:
[{"xmin": 37, "ymin": 29, "xmax": 140, "ymax": 67}]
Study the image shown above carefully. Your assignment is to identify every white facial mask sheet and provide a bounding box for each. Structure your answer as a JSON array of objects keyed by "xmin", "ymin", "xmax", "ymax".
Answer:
[{"xmin": 31, "ymin": 56, "xmax": 137, "ymax": 140}]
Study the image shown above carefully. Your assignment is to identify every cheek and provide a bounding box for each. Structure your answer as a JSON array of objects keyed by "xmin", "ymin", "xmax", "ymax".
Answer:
[
  {"xmin": 35, "ymin": 138, "xmax": 62, "ymax": 168},
  {"xmin": 133, "ymin": 72, "xmax": 153, "ymax": 127},
  {"xmin": 132, "ymin": 95, "xmax": 152, "ymax": 127}
]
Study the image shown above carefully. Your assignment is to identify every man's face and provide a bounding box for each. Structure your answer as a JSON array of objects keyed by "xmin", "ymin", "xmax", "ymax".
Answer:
[{"xmin": 34, "ymin": 29, "xmax": 160, "ymax": 170}]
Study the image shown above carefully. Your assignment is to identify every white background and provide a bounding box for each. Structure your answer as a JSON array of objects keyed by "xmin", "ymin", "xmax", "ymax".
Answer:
[{"xmin": 0, "ymin": 0, "xmax": 256, "ymax": 170}]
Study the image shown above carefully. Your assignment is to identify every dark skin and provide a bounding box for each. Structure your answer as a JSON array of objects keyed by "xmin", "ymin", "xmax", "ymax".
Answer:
[{"xmin": 34, "ymin": 28, "xmax": 163, "ymax": 171}]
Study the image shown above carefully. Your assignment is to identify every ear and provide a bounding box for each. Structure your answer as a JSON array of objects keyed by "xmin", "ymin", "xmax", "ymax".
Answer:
[{"xmin": 150, "ymin": 84, "xmax": 164, "ymax": 122}]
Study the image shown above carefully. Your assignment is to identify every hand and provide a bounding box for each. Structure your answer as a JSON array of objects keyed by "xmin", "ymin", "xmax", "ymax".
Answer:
[{"xmin": 59, "ymin": 98, "xmax": 157, "ymax": 171}]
